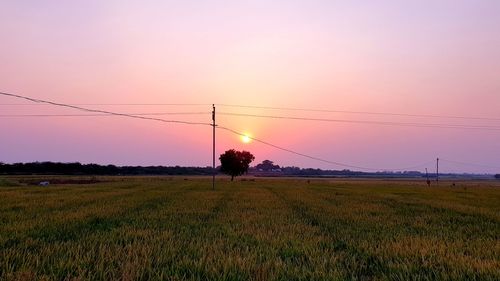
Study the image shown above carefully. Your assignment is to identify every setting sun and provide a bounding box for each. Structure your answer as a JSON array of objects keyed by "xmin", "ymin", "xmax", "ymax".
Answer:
[{"xmin": 241, "ymin": 134, "xmax": 252, "ymax": 144}]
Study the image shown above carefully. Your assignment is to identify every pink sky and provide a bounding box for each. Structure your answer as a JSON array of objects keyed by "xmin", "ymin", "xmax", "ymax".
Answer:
[{"xmin": 1, "ymin": 1, "xmax": 500, "ymax": 173}]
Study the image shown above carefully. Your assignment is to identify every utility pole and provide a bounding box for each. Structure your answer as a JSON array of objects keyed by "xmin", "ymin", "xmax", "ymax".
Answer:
[
  {"xmin": 425, "ymin": 168, "xmax": 430, "ymax": 187},
  {"xmin": 436, "ymin": 158, "xmax": 439, "ymax": 185},
  {"xmin": 212, "ymin": 104, "xmax": 216, "ymax": 190}
]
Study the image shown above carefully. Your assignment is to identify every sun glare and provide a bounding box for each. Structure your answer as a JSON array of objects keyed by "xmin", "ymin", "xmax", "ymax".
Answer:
[{"xmin": 241, "ymin": 134, "xmax": 252, "ymax": 144}]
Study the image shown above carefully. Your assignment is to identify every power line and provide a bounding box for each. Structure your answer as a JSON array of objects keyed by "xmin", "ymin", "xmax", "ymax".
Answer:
[
  {"xmin": 440, "ymin": 158, "xmax": 500, "ymax": 170},
  {"xmin": 3, "ymin": 101, "xmax": 499, "ymax": 122},
  {"xmin": 0, "ymin": 103, "xmax": 211, "ymax": 106},
  {"xmin": 0, "ymin": 92, "xmax": 212, "ymax": 127},
  {"xmin": 5, "ymin": 111, "xmax": 500, "ymax": 131},
  {"xmin": 218, "ymin": 112, "xmax": 500, "ymax": 131},
  {"xmin": 4, "ymin": 111, "xmax": 499, "ymax": 131},
  {"xmin": 217, "ymin": 104, "xmax": 500, "ymax": 122},
  {"xmin": 217, "ymin": 125, "xmax": 433, "ymax": 171},
  {"xmin": 0, "ymin": 112, "xmax": 210, "ymax": 117}
]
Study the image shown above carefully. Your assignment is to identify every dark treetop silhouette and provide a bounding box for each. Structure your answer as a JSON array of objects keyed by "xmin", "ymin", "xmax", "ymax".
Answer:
[
  {"xmin": 255, "ymin": 160, "xmax": 281, "ymax": 171},
  {"xmin": 219, "ymin": 149, "xmax": 255, "ymax": 181}
]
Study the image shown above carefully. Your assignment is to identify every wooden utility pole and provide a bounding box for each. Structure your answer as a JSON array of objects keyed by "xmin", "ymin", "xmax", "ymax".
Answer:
[
  {"xmin": 212, "ymin": 104, "xmax": 216, "ymax": 190},
  {"xmin": 426, "ymin": 168, "xmax": 431, "ymax": 187},
  {"xmin": 436, "ymin": 158, "xmax": 439, "ymax": 185}
]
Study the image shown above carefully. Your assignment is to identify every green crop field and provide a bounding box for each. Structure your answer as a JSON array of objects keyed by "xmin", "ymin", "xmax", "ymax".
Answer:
[{"xmin": 0, "ymin": 177, "xmax": 499, "ymax": 281}]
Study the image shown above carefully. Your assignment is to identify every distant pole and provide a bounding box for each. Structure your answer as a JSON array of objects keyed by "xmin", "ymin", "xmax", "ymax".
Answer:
[
  {"xmin": 426, "ymin": 168, "xmax": 430, "ymax": 187},
  {"xmin": 436, "ymin": 158, "xmax": 439, "ymax": 185},
  {"xmin": 212, "ymin": 104, "xmax": 216, "ymax": 190}
]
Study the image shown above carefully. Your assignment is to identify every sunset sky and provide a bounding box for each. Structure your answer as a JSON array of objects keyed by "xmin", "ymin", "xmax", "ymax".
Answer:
[{"xmin": 1, "ymin": 1, "xmax": 499, "ymax": 173}]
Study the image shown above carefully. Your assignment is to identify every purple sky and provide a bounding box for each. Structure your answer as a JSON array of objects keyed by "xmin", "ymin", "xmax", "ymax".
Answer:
[{"xmin": 1, "ymin": 1, "xmax": 500, "ymax": 173}]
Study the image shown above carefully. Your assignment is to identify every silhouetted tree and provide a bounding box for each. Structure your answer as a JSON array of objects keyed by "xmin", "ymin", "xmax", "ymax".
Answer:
[
  {"xmin": 219, "ymin": 149, "xmax": 255, "ymax": 181},
  {"xmin": 495, "ymin": 174, "xmax": 500, "ymax": 179},
  {"xmin": 255, "ymin": 160, "xmax": 280, "ymax": 171}
]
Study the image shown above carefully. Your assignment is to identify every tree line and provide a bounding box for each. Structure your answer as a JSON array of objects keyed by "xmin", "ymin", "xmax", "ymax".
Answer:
[
  {"xmin": 0, "ymin": 161, "xmax": 420, "ymax": 177},
  {"xmin": 0, "ymin": 162, "xmax": 214, "ymax": 175},
  {"xmin": 1, "ymin": 161, "xmax": 495, "ymax": 178}
]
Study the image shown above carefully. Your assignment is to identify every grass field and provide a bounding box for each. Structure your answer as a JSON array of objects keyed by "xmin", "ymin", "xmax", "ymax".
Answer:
[{"xmin": 0, "ymin": 176, "xmax": 499, "ymax": 281}]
